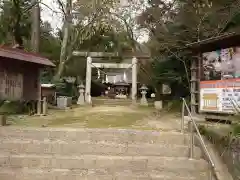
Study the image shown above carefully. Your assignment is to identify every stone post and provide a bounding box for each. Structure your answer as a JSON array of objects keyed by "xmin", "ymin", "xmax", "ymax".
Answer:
[
  {"xmin": 37, "ymin": 100, "xmax": 41, "ymax": 115},
  {"xmin": 0, "ymin": 115, "xmax": 7, "ymax": 126},
  {"xmin": 132, "ymin": 57, "xmax": 138, "ymax": 103},
  {"xmin": 77, "ymin": 83, "xmax": 85, "ymax": 105},
  {"xmin": 85, "ymin": 57, "xmax": 92, "ymax": 104},
  {"xmin": 42, "ymin": 97, "xmax": 47, "ymax": 116},
  {"xmin": 140, "ymin": 84, "xmax": 148, "ymax": 106}
]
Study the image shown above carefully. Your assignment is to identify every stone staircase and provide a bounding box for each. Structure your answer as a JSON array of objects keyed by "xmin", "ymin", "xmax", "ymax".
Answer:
[{"xmin": 0, "ymin": 127, "xmax": 210, "ymax": 180}]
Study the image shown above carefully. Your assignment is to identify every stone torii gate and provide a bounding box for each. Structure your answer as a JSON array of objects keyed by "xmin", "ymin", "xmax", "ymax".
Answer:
[{"xmin": 73, "ymin": 51, "xmax": 138, "ymax": 104}]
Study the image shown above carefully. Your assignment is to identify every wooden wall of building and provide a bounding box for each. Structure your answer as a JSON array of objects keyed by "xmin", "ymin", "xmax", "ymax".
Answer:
[{"xmin": 0, "ymin": 58, "xmax": 40, "ymax": 101}]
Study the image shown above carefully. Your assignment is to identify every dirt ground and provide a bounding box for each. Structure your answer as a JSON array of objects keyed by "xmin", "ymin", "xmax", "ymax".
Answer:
[{"xmin": 7, "ymin": 105, "xmax": 182, "ymax": 130}]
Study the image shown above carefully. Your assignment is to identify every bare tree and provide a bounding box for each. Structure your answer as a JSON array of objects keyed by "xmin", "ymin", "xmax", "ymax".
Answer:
[
  {"xmin": 54, "ymin": 0, "xmax": 72, "ymax": 81},
  {"xmin": 53, "ymin": 0, "xmax": 116, "ymax": 80}
]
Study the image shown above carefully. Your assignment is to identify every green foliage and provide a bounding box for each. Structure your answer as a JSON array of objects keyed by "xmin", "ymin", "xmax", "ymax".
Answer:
[
  {"xmin": 2, "ymin": 0, "xmax": 240, "ymax": 95},
  {"xmin": 151, "ymin": 56, "xmax": 187, "ymax": 84},
  {"xmin": 58, "ymin": 23, "xmax": 133, "ymax": 79},
  {"xmin": 0, "ymin": 0, "xmax": 32, "ymax": 46},
  {"xmin": 39, "ymin": 22, "xmax": 61, "ymax": 65},
  {"xmin": 224, "ymin": 12, "xmax": 240, "ymax": 32},
  {"xmin": 0, "ymin": 1, "xmax": 61, "ymax": 85},
  {"xmin": 54, "ymin": 80, "xmax": 67, "ymax": 95},
  {"xmin": 0, "ymin": 101, "xmax": 27, "ymax": 114},
  {"xmin": 231, "ymin": 123, "xmax": 240, "ymax": 137},
  {"xmin": 138, "ymin": 0, "xmax": 240, "ymax": 97},
  {"xmin": 0, "ymin": 0, "xmax": 140, "ymax": 82},
  {"xmin": 53, "ymin": 80, "xmax": 77, "ymax": 98},
  {"xmin": 199, "ymin": 124, "xmax": 240, "ymax": 179}
]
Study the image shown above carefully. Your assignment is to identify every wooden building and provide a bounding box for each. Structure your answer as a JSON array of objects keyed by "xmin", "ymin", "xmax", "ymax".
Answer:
[
  {"xmin": 41, "ymin": 84, "xmax": 56, "ymax": 104},
  {"xmin": 0, "ymin": 46, "xmax": 55, "ymax": 101},
  {"xmin": 186, "ymin": 32, "xmax": 240, "ymax": 117}
]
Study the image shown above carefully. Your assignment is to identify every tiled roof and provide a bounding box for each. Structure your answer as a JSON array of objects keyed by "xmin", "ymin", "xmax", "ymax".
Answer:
[
  {"xmin": 0, "ymin": 46, "xmax": 55, "ymax": 67},
  {"xmin": 186, "ymin": 32, "xmax": 240, "ymax": 52}
]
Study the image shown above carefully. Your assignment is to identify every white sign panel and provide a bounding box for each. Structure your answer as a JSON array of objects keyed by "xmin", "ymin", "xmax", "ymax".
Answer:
[{"xmin": 200, "ymin": 79, "xmax": 240, "ymax": 113}]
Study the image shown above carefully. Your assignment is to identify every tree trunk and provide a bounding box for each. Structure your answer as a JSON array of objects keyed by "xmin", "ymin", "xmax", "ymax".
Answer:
[
  {"xmin": 54, "ymin": 0, "xmax": 72, "ymax": 81},
  {"xmin": 31, "ymin": 0, "xmax": 40, "ymax": 53},
  {"xmin": 54, "ymin": 61, "xmax": 65, "ymax": 81}
]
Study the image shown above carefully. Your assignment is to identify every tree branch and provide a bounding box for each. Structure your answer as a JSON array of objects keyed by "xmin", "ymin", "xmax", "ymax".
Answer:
[
  {"xmin": 40, "ymin": 2, "xmax": 62, "ymax": 14},
  {"xmin": 56, "ymin": 0, "xmax": 66, "ymax": 16}
]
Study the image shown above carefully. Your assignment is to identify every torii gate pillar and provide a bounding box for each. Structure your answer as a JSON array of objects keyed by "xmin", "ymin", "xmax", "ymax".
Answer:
[
  {"xmin": 132, "ymin": 57, "xmax": 138, "ymax": 103},
  {"xmin": 85, "ymin": 57, "xmax": 92, "ymax": 104}
]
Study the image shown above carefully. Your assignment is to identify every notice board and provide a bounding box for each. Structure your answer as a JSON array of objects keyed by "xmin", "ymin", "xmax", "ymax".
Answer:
[{"xmin": 200, "ymin": 79, "xmax": 240, "ymax": 113}]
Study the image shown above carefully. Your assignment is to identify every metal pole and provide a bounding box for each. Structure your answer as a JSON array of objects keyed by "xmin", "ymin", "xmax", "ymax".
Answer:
[
  {"xmin": 208, "ymin": 165, "xmax": 213, "ymax": 180},
  {"xmin": 182, "ymin": 98, "xmax": 215, "ymax": 177},
  {"xmin": 181, "ymin": 100, "xmax": 185, "ymax": 133},
  {"xmin": 190, "ymin": 121, "xmax": 194, "ymax": 159}
]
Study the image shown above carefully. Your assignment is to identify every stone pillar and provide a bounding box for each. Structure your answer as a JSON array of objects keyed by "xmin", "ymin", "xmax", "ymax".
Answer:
[
  {"xmin": 0, "ymin": 115, "xmax": 7, "ymax": 126},
  {"xmin": 85, "ymin": 57, "xmax": 92, "ymax": 104},
  {"xmin": 37, "ymin": 99, "xmax": 41, "ymax": 115},
  {"xmin": 132, "ymin": 57, "xmax": 138, "ymax": 102},
  {"xmin": 77, "ymin": 84, "xmax": 85, "ymax": 105},
  {"xmin": 42, "ymin": 97, "xmax": 47, "ymax": 116}
]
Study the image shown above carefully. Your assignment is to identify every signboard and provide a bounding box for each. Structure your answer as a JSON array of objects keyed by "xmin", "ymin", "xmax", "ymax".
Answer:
[
  {"xmin": 0, "ymin": 70, "xmax": 23, "ymax": 100},
  {"xmin": 200, "ymin": 46, "xmax": 240, "ymax": 113},
  {"xmin": 200, "ymin": 79, "xmax": 240, "ymax": 113}
]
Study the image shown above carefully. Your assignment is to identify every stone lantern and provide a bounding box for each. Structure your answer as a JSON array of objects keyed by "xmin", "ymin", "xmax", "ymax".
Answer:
[
  {"xmin": 140, "ymin": 84, "xmax": 148, "ymax": 106},
  {"xmin": 77, "ymin": 83, "xmax": 85, "ymax": 105}
]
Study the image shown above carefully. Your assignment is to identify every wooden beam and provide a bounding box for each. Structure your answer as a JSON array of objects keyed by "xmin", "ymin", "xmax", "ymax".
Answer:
[{"xmin": 72, "ymin": 51, "xmax": 150, "ymax": 59}]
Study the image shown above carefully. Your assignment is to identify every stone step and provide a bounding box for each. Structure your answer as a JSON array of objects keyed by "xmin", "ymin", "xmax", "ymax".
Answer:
[
  {"xmin": 0, "ymin": 167, "xmax": 209, "ymax": 180},
  {"xmin": 0, "ymin": 154, "xmax": 208, "ymax": 173},
  {"xmin": 0, "ymin": 139, "xmax": 201, "ymax": 158},
  {"xmin": 0, "ymin": 127, "xmax": 189, "ymax": 145}
]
